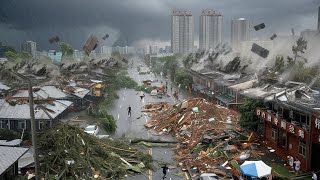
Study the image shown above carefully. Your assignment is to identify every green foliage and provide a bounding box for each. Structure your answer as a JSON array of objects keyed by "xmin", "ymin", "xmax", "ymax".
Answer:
[
  {"xmin": 292, "ymin": 37, "xmax": 307, "ymax": 62},
  {"xmin": 88, "ymin": 108, "xmax": 117, "ymax": 133},
  {"xmin": 175, "ymin": 69, "xmax": 193, "ymax": 88},
  {"xmin": 182, "ymin": 53, "xmax": 200, "ymax": 69},
  {"xmin": 135, "ymin": 85, "xmax": 155, "ymax": 93},
  {"xmin": 274, "ymin": 56, "xmax": 285, "ymax": 72},
  {"xmin": 239, "ymin": 98, "xmax": 264, "ymax": 130},
  {"xmin": 38, "ymin": 123, "xmax": 153, "ymax": 179},
  {"xmin": 224, "ymin": 57, "xmax": 241, "ymax": 73},
  {"xmin": 4, "ymin": 51, "xmax": 19, "ymax": 61},
  {"xmin": 58, "ymin": 42, "xmax": 74, "ymax": 56},
  {"xmin": 1, "ymin": 45, "xmax": 16, "ymax": 53},
  {"xmin": 19, "ymin": 51, "xmax": 32, "ymax": 59},
  {"xmin": 0, "ymin": 128, "xmax": 21, "ymax": 140},
  {"xmin": 162, "ymin": 56, "xmax": 178, "ymax": 80}
]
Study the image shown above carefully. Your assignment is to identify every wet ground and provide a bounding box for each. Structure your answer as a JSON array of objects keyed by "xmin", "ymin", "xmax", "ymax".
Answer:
[
  {"xmin": 61, "ymin": 57, "xmax": 188, "ymax": 179},
  {"xmin": 108, "ymin": 58, "xmax": 187, "ymax": 180}
]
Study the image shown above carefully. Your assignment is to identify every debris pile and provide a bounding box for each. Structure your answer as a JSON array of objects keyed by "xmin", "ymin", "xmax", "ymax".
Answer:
[
  {"xmin": 38, "ymin": 123, "xmax": 153, "ymax": 179},
  {"xmin": 144, "ymin": 98, "xmax": 241, "ymax": 174}
]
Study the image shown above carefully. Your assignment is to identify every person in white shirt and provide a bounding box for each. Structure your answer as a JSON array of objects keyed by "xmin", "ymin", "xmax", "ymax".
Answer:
[
  {"xmin": 312, "ymin": 171, "xmax": 317, "ymax": 180},
  {"xmin": 287, "ymin": 155, "xmax": 294, "ymax": 171},
  {"xmin": 294, "ymin": 158, "xmax": 301, "ymax": 174}
]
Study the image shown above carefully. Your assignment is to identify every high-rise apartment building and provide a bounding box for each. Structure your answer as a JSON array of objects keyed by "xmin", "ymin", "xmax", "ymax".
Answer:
[
  {"xmin": 199, "ymin": 9, "xmax": 223, "ymax": 51},
  {"xmin": 21, "ymin": 41, "xmax": 37, "ymax": 57},
  {"xmin": 171, "ymin": 10, "xmax": 194, "ymax": 54},
  {"xmin": 231, "ymin": 18, "xmax": 250, "ymax": 51}
]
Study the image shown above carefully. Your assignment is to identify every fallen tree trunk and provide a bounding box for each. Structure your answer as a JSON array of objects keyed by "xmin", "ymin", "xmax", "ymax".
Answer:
[{"xmin": 131, "ymin": 138, "xmax": 178, "ymax": 144}]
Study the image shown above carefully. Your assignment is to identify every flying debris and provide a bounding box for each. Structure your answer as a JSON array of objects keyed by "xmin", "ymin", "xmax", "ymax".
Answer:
[
  {"xmin": 251, "ymin": 43, "xmax": 269, "ymax": 58},
  {"xmin": 83, "ymin": 34, "xmax": 98, "ymax": 56},
  {"xmin": 270, "ymin": 34, "xmax": 277, "ymax": 40},
  {"xmin": 49, "ymin": 36, "xmax": 60, "ymax": 44},
  {"xmin": 254, "ymin": 23, "xmax": 265, "ymax": 31},
  {"xmin": 102, "ymin": 34, "xmax": 109, "ymax": 40}
]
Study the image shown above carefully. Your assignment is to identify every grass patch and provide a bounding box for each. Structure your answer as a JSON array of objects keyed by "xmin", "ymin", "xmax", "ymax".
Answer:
[{"xmin": 271, "ymin": 164, "xmax": 293, "ymax": 178}]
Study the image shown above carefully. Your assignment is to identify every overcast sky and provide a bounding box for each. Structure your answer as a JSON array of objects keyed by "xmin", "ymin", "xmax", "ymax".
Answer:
[{"xmin": 0, "ymin": 0, "xmax": 319, "ymax": 51}]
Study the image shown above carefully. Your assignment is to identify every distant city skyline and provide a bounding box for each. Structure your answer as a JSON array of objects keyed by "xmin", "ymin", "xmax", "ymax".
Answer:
[{"xmin": 0, "ymin": 0, "xmax": 318, "ymax": 50}]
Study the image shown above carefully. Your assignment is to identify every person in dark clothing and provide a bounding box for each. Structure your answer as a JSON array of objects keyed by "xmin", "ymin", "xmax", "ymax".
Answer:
[
  {"xmin": 140, "ymin": 94, "xmax": 145, "ymax": 101},
  {"xmin": 128, "ymin": 105, "xmax": 131, "ymax": 117},
  {"xmin": 161, "ymin": 164, "xmax": 169, "ymax": 179}
]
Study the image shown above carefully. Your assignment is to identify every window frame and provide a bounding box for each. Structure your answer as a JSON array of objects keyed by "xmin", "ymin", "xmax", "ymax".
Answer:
[
  {"xmin": 18, "ymin": 120, "xmax": 26, "ymax": 130},
  {"xmin": 271, "ymin": 126, "xmax": 278, "ymax": 141},
  {"xmin": 298, "ymin": 139, "xmax": 306, "ymax": 157}
]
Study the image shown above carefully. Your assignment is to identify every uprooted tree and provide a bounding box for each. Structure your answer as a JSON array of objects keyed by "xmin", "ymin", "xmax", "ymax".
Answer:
[{"xmin": 38, "ymin": 123, "xmax": 153, "ymax": 179}]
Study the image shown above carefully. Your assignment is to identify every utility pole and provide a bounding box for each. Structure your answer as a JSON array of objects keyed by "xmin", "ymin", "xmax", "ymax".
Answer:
[
  {"xmin": 8, "ymin": 71, "xmax": 40, "ymax": 179},
  {"xmin": 27, "ymin": 78, "xmax": 40, "ymax": 180}
]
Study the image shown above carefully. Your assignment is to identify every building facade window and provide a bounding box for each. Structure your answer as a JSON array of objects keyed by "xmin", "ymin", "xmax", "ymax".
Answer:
[
  {"xmin": 0, "ymin": 120, "xmax": 8, "ymax": 129},
  {"xmin": 280, "ymin": 131, "xmax": 287, "ymax": 149},
  {"xmin": 272, "ymin": 126, "xmax": 278, "ymax": 141},
  {"xmin": 39, "ymin": 120, "xmax": 51, "ymax": 130},
  {"xmin": 299, "ymin": 139, "xmax": 306, "ymax": 157},
  {"xmin": 18, "ymin": 120, "xmax": 26, "ymax": 129}
]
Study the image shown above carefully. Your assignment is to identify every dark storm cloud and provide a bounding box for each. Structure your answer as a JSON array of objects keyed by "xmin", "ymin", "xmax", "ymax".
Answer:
[{"xmin": 0, "ymin": 0, "xmax": 318, "ymax": 50}]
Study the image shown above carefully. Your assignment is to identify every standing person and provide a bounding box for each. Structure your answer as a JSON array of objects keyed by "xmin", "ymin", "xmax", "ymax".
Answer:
[
  {"xmin": 127, "ymin": 105, "xmax": 131, "ymax": 117},
  {"xmin": 287, "ymin": 155, "xmax": 294, "ymax": 171},
  {"xmin": 161, "ymin": 164, "xmax": 169, "ymax": 179},
  {"xmin": 312, "ymin": 171, "xmax": 317, "ymax": 180},
  {"xmin": 294, "ymin": 158, "xmax": 301, "ymax": 174},
  {"xmin": 140, "ymin": 93, "xmax": 145, "ymax": 101}
]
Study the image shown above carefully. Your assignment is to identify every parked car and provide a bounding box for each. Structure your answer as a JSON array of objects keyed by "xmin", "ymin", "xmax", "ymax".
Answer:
[{"xmin": 84, "ymin": 125, "xmax": 99, "ymax": 136}]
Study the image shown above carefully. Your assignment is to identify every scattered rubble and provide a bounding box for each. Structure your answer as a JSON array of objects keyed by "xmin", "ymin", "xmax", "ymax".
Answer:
[{"xmin": 144, "ymin": 98, "xmax": 242, "ymax": 176}]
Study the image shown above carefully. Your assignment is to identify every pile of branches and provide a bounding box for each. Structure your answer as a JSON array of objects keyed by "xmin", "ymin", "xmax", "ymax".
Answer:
[{"xmin": 38, "ymin": 123, "xmax": 153, "ymax": 179}]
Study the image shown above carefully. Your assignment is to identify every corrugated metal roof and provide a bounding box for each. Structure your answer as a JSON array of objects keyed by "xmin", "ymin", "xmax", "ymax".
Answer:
[
  {"xmin": 13, "ymin": 86, "xmax": 68, "ymax": 99},
  {"xmin": 38, "ymin": 86, "xmax": 68, "ymax": 99},
  {"xmin": 12, "ymin": 90, "xmax": 36, "ymax": 98},
  {"xmin": 0, "ymin": 99, "xmax": 72, "ymax": 120},
  {"xmin": 0, "ymin": 146, "xmax": 29, "ymax": 175}
]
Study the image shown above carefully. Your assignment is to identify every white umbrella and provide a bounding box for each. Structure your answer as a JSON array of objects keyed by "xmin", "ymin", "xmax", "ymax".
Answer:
[{"xmin": 240, "ymin": 160, "xmax": 272, "ymax": 178}]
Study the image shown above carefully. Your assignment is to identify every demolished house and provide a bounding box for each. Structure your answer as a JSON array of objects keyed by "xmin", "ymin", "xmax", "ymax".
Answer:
[
  {"xmin": 75, "ymin": 79, "xmax": 104, "ymax": 98},
  {"xmin": 188, "ymin": 69, "xmax": 257, "ymax": 110},
  {"xmin": 0, "ymin": 98, "xmax": 72, "ymax": 132},
  {"xmin": 10, "ymin": 86, "xmax": 90, "ymax": 111},
  {"xmin": 242, "ymin": 81, "xmax": 320, "ymax": 171}
]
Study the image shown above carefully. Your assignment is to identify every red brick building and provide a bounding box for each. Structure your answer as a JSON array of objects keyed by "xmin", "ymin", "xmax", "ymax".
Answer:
[{"xmin": 255, "ymin": 86, "xmax": 320, "ymax": 171}]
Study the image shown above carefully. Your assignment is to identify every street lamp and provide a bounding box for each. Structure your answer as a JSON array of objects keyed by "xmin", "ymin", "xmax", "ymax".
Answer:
[{"xmin": 8, "ymin": 71, "xmax": 40, "ymax": 180}]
